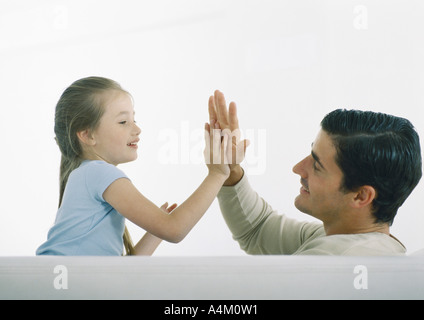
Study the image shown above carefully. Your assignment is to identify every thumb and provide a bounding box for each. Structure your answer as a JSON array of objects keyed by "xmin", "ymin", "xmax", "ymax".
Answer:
[
  {"xmin": 234, "ymin": 139, "xmax": 250, "ymax": 164},
  {"xmin": 242, "ymin": 139, "xmax": 250, "ymax": 151}
]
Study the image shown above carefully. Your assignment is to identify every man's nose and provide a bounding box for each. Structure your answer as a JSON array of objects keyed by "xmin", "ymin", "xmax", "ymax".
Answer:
[{"xmin": 292, "ymin": 156, "xmax": 308, "ymax": 178}]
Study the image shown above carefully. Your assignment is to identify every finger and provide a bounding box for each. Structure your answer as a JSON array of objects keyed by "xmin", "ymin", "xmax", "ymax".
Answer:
[
  {"xmin": 222, "ymin": 131, "xmax": 229, "ymax": 164},
  {"xmin": 240, "ymin": 139, "xmax": 250, "ymax": 156},
  {"xmin": 208, "ymin": 96, "xmax": 217, "ymax": 125},
  {"xmin": 222, "ymin": 128, "xmax": 232, "ymax": 163},
  {"xmin": 243, "ymin": 139, "xmax": 250, "ymax": 150},
  {"xmin": 228, "ymin": 101, "xmax": 240, "ymax": 132},
  {"xmin": 212, "ymin": 122, "xmax": 222, "ymax": 164},
  {"xmin": 230, "ymin": 128, "xmax": 241, "ymax": 145},
  {"xmin": 214, "ymin": 90, "xmax": 230, "ymax": 129},
  {"xmin": 235, "ymin": 139, "xmax": 250, "ymax": 164},
  {"xmin": 167, "ymin": 203, "xmax": 178, "ymax": 213},
  {"xmin": 204, "ymin": 123, "xmax": 211, "ymax": 164}
]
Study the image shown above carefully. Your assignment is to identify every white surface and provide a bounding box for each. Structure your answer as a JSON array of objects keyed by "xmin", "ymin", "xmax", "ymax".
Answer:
[
  {"xmin": 0, "ymin": 1, "xmax": 423, "ymax": 256},
  {"xmin": 1, "ymin": 255, "xmax": 424, "ymax": 300}
]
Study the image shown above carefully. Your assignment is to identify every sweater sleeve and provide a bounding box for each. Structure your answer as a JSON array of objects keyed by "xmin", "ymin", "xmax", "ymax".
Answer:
[{"xmin": 217, "ymin": 174, "xmax": 323, "ymax": 255}]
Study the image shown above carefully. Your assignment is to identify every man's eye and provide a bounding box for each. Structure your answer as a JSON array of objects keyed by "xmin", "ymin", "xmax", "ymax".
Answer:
[{"xmin": 313, "ymin": 160, "xmax": 320, "ymax": 171}]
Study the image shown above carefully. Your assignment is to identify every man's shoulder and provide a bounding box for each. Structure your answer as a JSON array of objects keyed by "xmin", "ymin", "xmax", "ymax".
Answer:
[{"xmin": 296, "ymin": 232, "xmax": 406, "ymax": 256}]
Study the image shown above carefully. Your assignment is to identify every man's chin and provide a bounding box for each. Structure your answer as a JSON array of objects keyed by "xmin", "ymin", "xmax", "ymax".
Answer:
[{"xmin": 294, "ymin": 196, "xmax": 312, "ymax": 215}]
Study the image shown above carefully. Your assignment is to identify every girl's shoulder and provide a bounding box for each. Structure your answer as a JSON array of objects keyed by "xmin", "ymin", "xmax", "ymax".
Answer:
[
  {"xmin": 79, "ymin": 159, "xmax": 122, "ymax": 173},
  {"xmin": 80, "ymin": 160, "xmax": 127, "ymax": 178},
  {"xmin": 71, "ymin": 160, "xmax": 129, "ymax": 201}
]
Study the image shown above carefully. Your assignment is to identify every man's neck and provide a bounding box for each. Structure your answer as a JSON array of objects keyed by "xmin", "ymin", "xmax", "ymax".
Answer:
[{"xmin": 324, "ymin": 222, "xmax": 390, "ymax": 236}]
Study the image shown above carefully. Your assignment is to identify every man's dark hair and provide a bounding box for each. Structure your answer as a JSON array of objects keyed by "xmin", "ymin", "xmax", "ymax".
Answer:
[{"xmin": 321, "ymin": 109, "xmax": 422, "ymax": 225}]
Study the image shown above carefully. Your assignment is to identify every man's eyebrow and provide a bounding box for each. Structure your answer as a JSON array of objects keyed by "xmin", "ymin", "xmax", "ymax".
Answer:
[{"xmin": 311, "ymin": 143, "xmax": 326, "ymax": 170}]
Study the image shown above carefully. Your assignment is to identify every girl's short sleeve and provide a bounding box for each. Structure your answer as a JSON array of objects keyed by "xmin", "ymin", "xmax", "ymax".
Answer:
[{"xmin": 84, "ymin": 161, "xmax": 129, "ymax": 202}]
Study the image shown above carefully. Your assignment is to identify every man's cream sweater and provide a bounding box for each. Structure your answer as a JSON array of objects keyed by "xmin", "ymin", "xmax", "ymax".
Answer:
[{"xmin": 217, "ymin": 174, "xmax": 406, "ymax": 255}]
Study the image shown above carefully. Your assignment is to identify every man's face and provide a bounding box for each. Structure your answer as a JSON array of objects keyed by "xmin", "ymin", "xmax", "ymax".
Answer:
[{"xmin": 292, "ymin": 129, "xmax": 351, "ymax": 224}]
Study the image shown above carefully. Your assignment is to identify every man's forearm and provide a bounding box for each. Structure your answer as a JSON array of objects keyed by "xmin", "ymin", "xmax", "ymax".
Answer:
[{"xmin": 218, "ymin": 172, "xmax": 276, "ymax": 254}]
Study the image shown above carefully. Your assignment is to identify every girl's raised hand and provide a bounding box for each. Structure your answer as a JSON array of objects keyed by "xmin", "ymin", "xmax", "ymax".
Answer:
[
  {"xmin": 204, "ymin": 120, "xmax": 231, "ymax": 178},
  {"xmin": 208, "ymin": 90, "xmax": 250, "ymax": 169}
]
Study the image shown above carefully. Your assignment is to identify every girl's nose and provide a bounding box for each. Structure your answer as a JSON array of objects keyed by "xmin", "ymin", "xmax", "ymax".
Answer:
[{"xmin": 133, "ymin": 122, "xmax": 141, "ymax": 135}]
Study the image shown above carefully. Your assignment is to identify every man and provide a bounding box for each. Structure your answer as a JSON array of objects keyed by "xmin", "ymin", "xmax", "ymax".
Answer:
[{"xmin": 210, "ymin": 90, "xmax": 422, "ymax": 255}]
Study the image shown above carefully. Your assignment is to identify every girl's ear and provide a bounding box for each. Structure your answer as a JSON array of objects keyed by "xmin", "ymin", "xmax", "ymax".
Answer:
[{"xmin": 76, "ymin": 129, "xmax": 96, "ymax": 146}]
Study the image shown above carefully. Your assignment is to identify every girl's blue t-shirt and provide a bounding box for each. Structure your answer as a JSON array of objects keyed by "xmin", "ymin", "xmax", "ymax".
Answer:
[{"xmin": 36, "ymin": 160, "xmax": 128, "ymax": 256}]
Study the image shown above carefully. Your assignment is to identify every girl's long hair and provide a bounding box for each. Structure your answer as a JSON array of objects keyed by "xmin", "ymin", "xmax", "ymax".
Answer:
[{"xmin": 55, "ymin": 76, "xmax": 135, "ymax": 255}]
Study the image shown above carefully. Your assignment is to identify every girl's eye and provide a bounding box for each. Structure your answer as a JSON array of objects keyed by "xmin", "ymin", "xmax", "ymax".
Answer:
[
  {"xmin": 119, "ymin": 121, "xmax": 127, "ymax": 125},
  {"xmin": 313, "ymin": 160, "xmax": 320, "ymax": 172}
]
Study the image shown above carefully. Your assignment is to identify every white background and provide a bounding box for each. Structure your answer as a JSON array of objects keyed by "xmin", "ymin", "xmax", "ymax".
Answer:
[{"xmin": 1, "ymin": 0, "xmax": 423, "ymax": 256}]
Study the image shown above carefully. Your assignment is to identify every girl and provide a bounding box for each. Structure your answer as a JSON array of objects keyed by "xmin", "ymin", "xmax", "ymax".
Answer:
[{"xmin": 36, "ymin": 76, "xmax": 233, "ymax": 256}]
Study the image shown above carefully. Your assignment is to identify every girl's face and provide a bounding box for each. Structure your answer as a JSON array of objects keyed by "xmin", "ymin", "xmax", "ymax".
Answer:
[{"xmin": 89, "ymin": 90, "xmax": 141, "ymax": 166}]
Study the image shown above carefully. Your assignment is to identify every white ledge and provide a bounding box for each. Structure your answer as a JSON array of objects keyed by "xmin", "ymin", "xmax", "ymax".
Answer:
[{"xmin": 1, "ymin": 255, "xmax": 424, "ymax": 300}]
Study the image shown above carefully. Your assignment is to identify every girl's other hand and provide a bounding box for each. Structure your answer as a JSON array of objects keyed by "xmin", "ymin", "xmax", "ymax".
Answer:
[{"xmin": 160, "ymin": 202, "xmax": 177, "ymax": 214}]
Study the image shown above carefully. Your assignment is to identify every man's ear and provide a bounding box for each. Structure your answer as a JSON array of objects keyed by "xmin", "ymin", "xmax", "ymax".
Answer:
[
  {"xmin": 352, "ymin": 185, "xmax": 376, "ymax": 209},
  {"xmin": 76, "ymin": 129, "xmax": 96, "ymax": 146}
]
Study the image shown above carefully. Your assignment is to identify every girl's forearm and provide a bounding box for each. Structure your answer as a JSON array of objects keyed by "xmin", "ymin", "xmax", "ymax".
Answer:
[
  {"xmin": 168, "ymin": 171, "xmax": 228, "ymax": 242},
  {"xmin": 132, "ymin": 170, "xmax": 225, "ymax": 252}
]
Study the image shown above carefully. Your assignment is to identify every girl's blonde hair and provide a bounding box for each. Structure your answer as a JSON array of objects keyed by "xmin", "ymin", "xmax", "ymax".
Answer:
[{"xmin": 54, "ymin": 76, "xmax": 135, "ymax": 255}]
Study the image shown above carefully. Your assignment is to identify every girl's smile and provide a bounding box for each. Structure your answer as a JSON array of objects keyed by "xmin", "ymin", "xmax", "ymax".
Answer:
[{"xmin": 127, "ymin": 139, "xmax": 140, "ymax": 148}]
